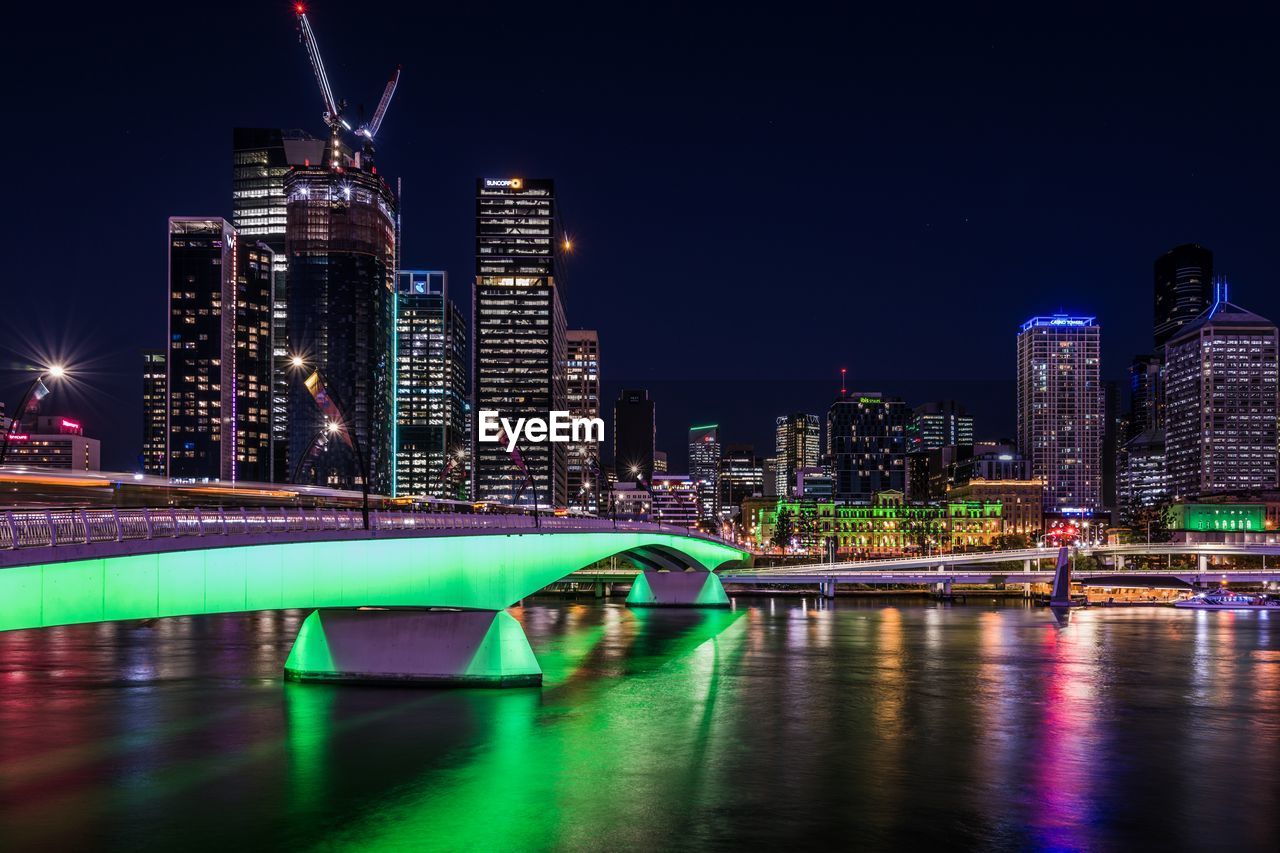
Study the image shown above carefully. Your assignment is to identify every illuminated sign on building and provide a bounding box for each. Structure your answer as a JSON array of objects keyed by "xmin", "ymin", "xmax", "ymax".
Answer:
[{"xmin": 483, "ymin": 178, "xmax": 524, "ymax": 189}]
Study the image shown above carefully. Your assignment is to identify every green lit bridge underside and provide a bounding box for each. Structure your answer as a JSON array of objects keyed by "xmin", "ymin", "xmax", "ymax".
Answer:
[{"xmin": 0, "ymin": 532, "xmax": 745, "ymax": 633}]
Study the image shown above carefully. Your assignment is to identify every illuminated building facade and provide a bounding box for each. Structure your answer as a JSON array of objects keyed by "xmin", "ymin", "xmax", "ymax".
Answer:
[
  {"xmin": 167, "ymin": 217, "xmax": 273, "ymax": 482},
  {"xmin": 827, "ymin": 393, "xmax": 908, "ymax": 502},
  {"xmin": 650, "ymin": 474, "xmax": 700, "ymax": 528},
  {"xmin": 756, "ymin": 490, "xmax": 1002, "ymax": 555},
  {"xmin": 775, "ymin": 413, "xmax": 821, "ymax": 497},
  {"xmin": 1116, "ymin": 427, "xmax": 1168, "ymax": 524},
  {"xmin": 1016, "ymin": 314, "xmax": 1103, "ymax": 515},
  {"xmin": 1164, "ymin": 291, "xmax": 1278, "ymax": 499},
  {"xmin": 285, "ymin": 164, "xmax": 397, "ymax": 493},
  {"xmin": 394, "ymin": 270, "xmax": 468, "ymax": 499},
  {"xmin": 566, "ymin": 330, "xmax": 602, "ymax": 512},
  {"xmin": 232, "ymin": 128, "xmax": 332, "ymax": 481},
  {"xmin": 142, "ymin": 349, "xmax": 167, "ymax": 475},
  {"xmin": 1154, "ymin": 243, "xmax": 1213, "ymax": 348},
  {"xmin": 2, "ymin": 417, "xmax": 100, "ymax": 471},
  {"xmin": 472, "ymin": 177, "xmax": 567, "ymax": 507},
  {"xmin": 613, "ymin": 389, "xmax": 655, "ymax": 484},
  {"xmin": 688, "ymin": 424, "xmax": 721, "ymax": 521},
  {"xmin": 908, "ymin": 401, "xmax": 973, "ymax": 452},
  {"xmin": 718, "ymin": 443, "xmax": 765, "ymax": 522}
]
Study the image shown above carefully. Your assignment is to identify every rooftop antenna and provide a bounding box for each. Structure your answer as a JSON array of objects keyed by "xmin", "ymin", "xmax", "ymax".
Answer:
[{"xmin": 840, "ymin": 367, "xmax": 847, "ymax": 396}]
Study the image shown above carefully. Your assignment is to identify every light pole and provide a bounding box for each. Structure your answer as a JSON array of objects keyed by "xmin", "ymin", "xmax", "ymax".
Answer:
[
  {"xmin": 0, "ymin": 364, "xmax": 66, "ymax": 466},
  {"xmin": 290, "ymin": 357, "xmax": 370, "ymax": 530},
  {"xmin": 291, "ymin": 420, "xmax": 344, "ymax": 485}
]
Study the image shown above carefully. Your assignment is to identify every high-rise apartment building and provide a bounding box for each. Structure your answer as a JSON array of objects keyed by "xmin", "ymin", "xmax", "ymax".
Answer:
[
  {"xmin": 774, "ymin": 413, "xmax": 821, "ymax": 497},
  {"xmin": 1154, "ymin": 243, "xmax": 1213, "ymax": 348},
  {"xmin": 688, "ymin": 424, "xmax": 721, "ymax": 521},
  {"xmin": 472, "ymin": 178, "xmax": 567, "ymax": 508},
  {"xmin": 394, "ymin": 270, "xmax": 468, "ymax": 499},
  {"xmin": 613, "ymin": 388, "xmax": 655, "ymax": 484},
  {"xmin": 285, "ymin": 161, "xmax": 397, "ymax": 493},
  {"xmin": 1164, "ymin": 289, "xmax": 1278, "ymax": 499},
  {"xmin": 826, "ymin": 393, "xmax": 908, "ymax": 502},
  {"xmin": 232, "ymin": 128, "xmax": 331, "ymax": 481},
  {"xmin": 566, "ymin": 330, "xmax": 602, "ymax": 512},
  {"xmin": 1016, "ymin": 314, "xmax": 1103, "ymax": 515},
  {"xmin": 142, "ymin": 349, "xmax": 167, "ymax": 475},
  {"xmin": 167, "ymin": 218, "xmax": 273, "ymax": 482}
]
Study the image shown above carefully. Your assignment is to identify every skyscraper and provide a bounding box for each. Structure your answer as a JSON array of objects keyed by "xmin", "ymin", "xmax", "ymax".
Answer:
[
  {"xmin": 566, "ymin": 330, "xmax": 602, "ymax": 512},
  {"xmin": 394, "ymin": 270, "xmax": 468, "ymax": 499},
  {"xmin": 1153, "ymin": 243, "xmax": 1213, "ymax": 348},
  {"xmin": 167, "ymin": 218, "xmax": 273, "ymax": 482},
  {"xmin": 141, "ymin": 349, "xmax": 166, "ymax": 475},
  {"xmin": 688, "ymin": 424, "xmax": 721, "ymax": 521},
  {"xmin": 472, "ymin": 177, "xmax": 567, "ymax": 508},
  {"xmin": 1164, "ymin": 287, "xmax": 1278, "ymax": 499},
  {"xmin": 826, "ymin": 393, "xmax": 908, "ymax": 502},
  {"xmin": 907, "ymin": 401, "xmax": 973, "ymax": 452},
  {"xmin": 1016, "ymin": 314, "xmax": 1103, "ymax": 515},
  {"xmin": 613, "ymin": 388, "xmax": 654, "ymax": 484},
  {"xmin": 774, "ymin": 413, "xmax": 821, "ymax": 497},
  {"xmin": 285, "ymin": 160, "xmax": 398, "ymax": 493},
  {"xmin": 232, "ymin": 128, "xmax": 332, "ymax": 481},
  {"xmin": 1126, "ymin": 353, "xmax": 1163, "ymax": 438},
  {"xmin": 718, "ymin": 443, "xmax": 764, "ymax": 522}
]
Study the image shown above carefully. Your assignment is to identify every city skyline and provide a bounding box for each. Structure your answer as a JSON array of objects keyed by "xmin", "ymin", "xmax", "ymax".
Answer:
[{"xmin": 5, "ymin": 1, "xmax": 1278, "ymax": 472}]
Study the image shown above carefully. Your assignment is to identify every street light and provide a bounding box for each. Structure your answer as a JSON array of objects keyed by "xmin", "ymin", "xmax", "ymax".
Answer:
[
  {"xmin": 288, "ymin": 357, "xmax": 370, "ymax": 530},
  {"xmin": 291, "ymin": 419, "xmax": 344, "ymax": 484},
  {"xmin": 0, "ymin": 364, "xmax": 68, "ymax": 466}
]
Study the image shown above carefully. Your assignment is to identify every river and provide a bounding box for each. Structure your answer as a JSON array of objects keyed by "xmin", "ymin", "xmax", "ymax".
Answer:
[{"xmin": 1, "ymin": 598, "xmax": 1277, "ymax": 850}]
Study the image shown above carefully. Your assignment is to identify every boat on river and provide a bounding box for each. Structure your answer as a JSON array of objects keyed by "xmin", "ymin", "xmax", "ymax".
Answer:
[{"xmin": 1174, "ymin": 588, "xmax": 1280, "ymax": 610}]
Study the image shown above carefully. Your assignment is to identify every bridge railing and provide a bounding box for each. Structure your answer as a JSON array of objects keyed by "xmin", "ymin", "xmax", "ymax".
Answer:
[{"xmin": 0, "ymin": 507, "xmax": 732, "ymax": 552}]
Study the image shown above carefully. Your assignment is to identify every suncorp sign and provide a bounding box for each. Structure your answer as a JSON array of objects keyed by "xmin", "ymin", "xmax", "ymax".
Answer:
[
  {"xmin": 484, "ymin": 178, "xmax": 524, "ymax": 190},
  {"xmin": 478, "ymin": 410, "xmax": 603, "ymax": 452}
]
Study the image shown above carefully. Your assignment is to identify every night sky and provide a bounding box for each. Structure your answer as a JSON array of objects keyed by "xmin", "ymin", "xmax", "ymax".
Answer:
[{"xmin": 6, "ymin": 1, "xmax": 1278, "ymax": 472}]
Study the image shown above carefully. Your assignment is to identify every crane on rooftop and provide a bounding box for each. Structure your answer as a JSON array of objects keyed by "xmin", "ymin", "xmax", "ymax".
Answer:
[
  {"xmin": 295, "ymin": 5, "xmax": 349, "ymax": 137},
  {"xmin": 356, "ymin": 66, "xmax": 401, "ymax": 157},
  {"xmin": 295, "ymin": 4, "xmax": 400, "ymax": 167}
]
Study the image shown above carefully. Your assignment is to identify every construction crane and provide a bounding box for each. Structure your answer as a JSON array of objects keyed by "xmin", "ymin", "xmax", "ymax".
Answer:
[
  {"xmin": 295, "ymin": 4, "xmax": 400, "ymax": 166},
  {"xmin": 356, "ymin": 66, "xmax": 401, "ymax": 154},
  {"xmin": 296, "ymin": 2, "xmax": 350, "ymax": 171}
]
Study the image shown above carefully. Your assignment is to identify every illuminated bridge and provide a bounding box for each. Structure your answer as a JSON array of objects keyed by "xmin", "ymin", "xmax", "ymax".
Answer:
[
  {"xmin": 721, "ymin": 544, "xmax": 1280, "ymax": 596},
  {"xmin": 0, "ymin": 507, "xmax": 745, "ymax": 686}
]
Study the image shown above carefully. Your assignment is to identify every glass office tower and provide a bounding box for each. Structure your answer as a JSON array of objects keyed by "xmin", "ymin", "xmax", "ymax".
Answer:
[
  {"xmin": 472, "ymin": 177, "xmax": 567, "ymax": 508},
  {"xmin": 285, "ymin": 162, "xmax": 397, "ymax": 493},
  {"xmin": 395, "ymin": 270, "xmax": 468, "ymax": 498}
]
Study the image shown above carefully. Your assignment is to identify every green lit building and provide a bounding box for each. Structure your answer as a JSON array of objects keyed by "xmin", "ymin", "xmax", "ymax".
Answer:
[
  {"xmin": 1168, "ymin": 503, "xmax": 1265, "ymax": 533},
  {"xmin": 755, "ymin": 490, "xmax": 1002, "ymax": 555}
]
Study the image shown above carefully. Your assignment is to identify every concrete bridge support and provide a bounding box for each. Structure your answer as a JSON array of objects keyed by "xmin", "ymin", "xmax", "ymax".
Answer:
[
  {"xmin": 283, "ymin": 608, "xmax": 542, "ymax": 687},
  {"xmin": 819, "ymin": 578, "xmax": 837, "ymax": 598},
  {"xmin": 626, "ymin": 570, "xmax": 729, "ymax": 607}
]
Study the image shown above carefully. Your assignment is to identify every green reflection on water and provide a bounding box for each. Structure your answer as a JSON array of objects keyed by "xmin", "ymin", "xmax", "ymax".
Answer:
[{"xmin": 296, "ymin": 606, "xmax": 748, "ymax": 851}]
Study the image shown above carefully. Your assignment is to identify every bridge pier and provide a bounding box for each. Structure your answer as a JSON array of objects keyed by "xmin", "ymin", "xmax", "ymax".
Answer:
[
  {"xmin": 820, "ymin": 578, "xmax": 837, "ymax": 598},
  {"xmin": 1115, "ymin": 554, "xmax": 1126, "ymax": 570},
  {"xmin": 283, "ymin": 608, "xmax": 542, "ymax": 687},
  {"xmin": 626, "ymin": 570, "xmax": 730, "ymax": 608},
  {"xmin": 1198, "ymin": 554, "xmax": 1209, "ymax": 572}
]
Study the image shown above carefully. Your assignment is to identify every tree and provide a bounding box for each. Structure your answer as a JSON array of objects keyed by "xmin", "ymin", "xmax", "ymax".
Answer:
[
  {"xmin": 1128, "ymin": 501, "xmax": 1173, "ymax": 544},
  {"xmin": 771, "ymin": 508, "xmax": 794, "ymax": 550},
  {"xmin": 994, "ymin": 532, "xmax": 1030, "ymax": 551}
]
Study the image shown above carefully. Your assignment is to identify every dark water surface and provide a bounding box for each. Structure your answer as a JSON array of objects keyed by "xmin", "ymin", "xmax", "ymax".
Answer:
[{"xmin": 1, "ymin": 599, "xmax": 1278, "ymax": 851}]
